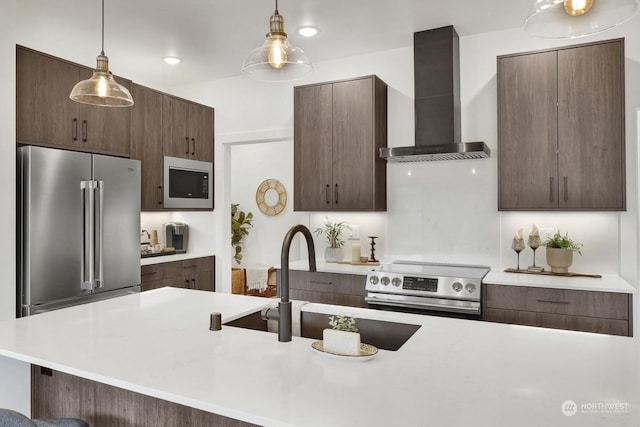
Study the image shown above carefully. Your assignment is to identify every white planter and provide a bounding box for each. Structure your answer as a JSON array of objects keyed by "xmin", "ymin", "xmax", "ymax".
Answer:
[
  {"xmin": 324, "ymin": 247, "xmax": 344, "ymax": 263},
  {"xmin": 323, "ymin": 329, "xmax": 361, "ymax": 355},
  {"xmin": 546, "ymin": 247, "xmax": 574, "ymax": 273}
]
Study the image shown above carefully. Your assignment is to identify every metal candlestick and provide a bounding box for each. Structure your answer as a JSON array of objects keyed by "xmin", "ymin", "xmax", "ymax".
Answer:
[
  {"xmin": 367, "ymin": 236, "xmax": 378, "ymax": 262},
  {"xmin": 511, "ymin": 237, "xmax": 525, "ymax": 271},
  {"xmin": 527, "ymin": 234, "xmax": 544, "ymax": 272}
]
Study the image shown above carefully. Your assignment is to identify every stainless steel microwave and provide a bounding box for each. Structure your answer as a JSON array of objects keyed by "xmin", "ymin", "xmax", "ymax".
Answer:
[{"xmin": 163, "ymin": 156, "xmax": 213, "ymax": 209}]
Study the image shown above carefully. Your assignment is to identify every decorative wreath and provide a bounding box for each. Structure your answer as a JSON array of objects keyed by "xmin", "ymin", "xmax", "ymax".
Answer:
[{"xmin": 255, "ymin": 179, "xmax": 287, "ymax": 216}]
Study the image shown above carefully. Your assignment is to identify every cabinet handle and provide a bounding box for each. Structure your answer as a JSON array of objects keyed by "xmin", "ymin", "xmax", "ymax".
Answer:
[
  {"xmin": 158, "ymin": 186, "xmax": 163, "ymax": 205},
  {"xmin": 141, "ymin": 271, "xmax": 158, "ymax": 276},
  {"xmin": 72, "ymin": 118, "xmax": 78, "ymax": 141},
  {"xmin": 183, "ymin": 264, "xmax": 198, "ymax": 269},
  {"xmin": 335, "ymin": 184, "xmax": 339, "ymax": 204},
  {"xmin": 535, "ymin": 298, "xmax": 570, "ymax": 305},
  {"xmin": 191, "ymin": 278, "xmax": 196, "ymax": 288},
  {"xmin": 82, "ymin": 120, "xmax": 88, "ymax": 143},
  {"xmin": 549, "ymin": 177, "xmax": 554, "ymax": 203},
  {"xmin": 185, "ymin": 279, "xmax": 191, "ymax": 289},
  {"xmin": 185, "ymin": 137, "xmax": 190, "ymax": 154},
  {"xmin": 311, "ymin": 280, "xmax": 332, "ymax": 285},
  {"xmin": 191, "ymin": 138, "xmax": 195, "ymax": 155},
  {"xmin": 563, "ymin": 176, "xmax": 568, "ymax": 203},
  {"xmin": 326, "ymin": 184, "xmax": 330, "ymax": 205}
]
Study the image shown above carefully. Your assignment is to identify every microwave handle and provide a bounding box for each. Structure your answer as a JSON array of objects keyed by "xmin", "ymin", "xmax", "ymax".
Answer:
[{"xmin": 158, "ymin": 185, "xmax": 163, "ymax": 206}]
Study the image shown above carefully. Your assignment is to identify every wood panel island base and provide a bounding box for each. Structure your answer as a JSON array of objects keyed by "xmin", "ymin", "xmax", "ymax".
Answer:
[
  {"xmin": 0, "ymin": 288, "xmax": 638, "ymax": 427},
  {"xmin": 32, "ymin": 366, "xmax": 256, "ymax": 427}
]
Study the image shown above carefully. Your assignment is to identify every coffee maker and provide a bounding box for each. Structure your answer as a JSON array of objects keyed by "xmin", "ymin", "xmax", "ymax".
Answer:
[{"xmin": 164, "ymin": 222, "xmax": 189, "ymax": 254}]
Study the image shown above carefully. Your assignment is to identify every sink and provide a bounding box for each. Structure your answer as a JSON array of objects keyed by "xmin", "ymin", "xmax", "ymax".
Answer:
[{"xmin": 225, "ymin": 309, "xmax": 420, "ymax": 351}]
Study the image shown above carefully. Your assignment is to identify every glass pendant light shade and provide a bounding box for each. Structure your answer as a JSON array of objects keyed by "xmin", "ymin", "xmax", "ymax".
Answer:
[
  {"xmin": 69, "ymin": 0, "xmax": 133, "ymax": 107},
  {"xmin": 525, "ymin": 0, "xmax": 640, "ymax": 38},
  {"xmin": 70, "ymin": 54, "xmax": 134, "ymax": 107},
  {"xmin": 241, "ymin": 6, "xmax": 313, "ymax": 82}
]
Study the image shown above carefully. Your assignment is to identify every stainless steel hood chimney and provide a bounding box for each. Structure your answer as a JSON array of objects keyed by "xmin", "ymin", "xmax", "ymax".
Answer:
[{"xmin": 380, "ymin": 26, "xmax": 490, "ymax": 162}]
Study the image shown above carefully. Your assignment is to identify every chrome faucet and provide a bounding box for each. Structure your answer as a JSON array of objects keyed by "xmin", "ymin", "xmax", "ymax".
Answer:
[{"xmin": 262, "ymin": 224, "xmax": 316, "ymax": 342}]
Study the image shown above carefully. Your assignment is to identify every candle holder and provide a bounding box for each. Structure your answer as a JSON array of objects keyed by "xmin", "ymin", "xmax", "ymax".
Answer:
[
  {"xmin": 367, "ymin": 236, "xmax": 378, "ymax": 262},
  {"xmin": 527, "ymin": 234, "xmax": 544, "ymax": 272},
  {"xmin": 511, "ymin": 237, "xmax": 525, "ymax": 270}
]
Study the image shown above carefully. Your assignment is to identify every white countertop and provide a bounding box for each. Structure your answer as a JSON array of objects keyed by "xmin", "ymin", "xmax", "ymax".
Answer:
[
  {"xmin": 141, "ymin": 252, "xmax": 215, "ymax": 266},
  {"xmin": 0, "ymin": 288, "xmax": 638, "ymax": 426},
  {"xmin": 484, "ymin": 269, "xmax": 636, "ymax": 293}
]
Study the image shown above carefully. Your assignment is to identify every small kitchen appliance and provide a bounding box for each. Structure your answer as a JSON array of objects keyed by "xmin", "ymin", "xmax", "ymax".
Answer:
[
  {"xmin": 163, "ymin": 156, "xmax": 213, "ymax": 209},
  {"xmin": 365, "ymin": 261, "xmax": 490, "ymax": 319},
  {"xmin": 164, "ymin": 222, "xmax": 189, "ymax": 253}
]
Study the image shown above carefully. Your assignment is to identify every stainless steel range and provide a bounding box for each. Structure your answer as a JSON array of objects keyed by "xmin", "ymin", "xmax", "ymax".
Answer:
[{"xmin": 365, "ymin": 261, "xmax": 490, "ymax": 318}]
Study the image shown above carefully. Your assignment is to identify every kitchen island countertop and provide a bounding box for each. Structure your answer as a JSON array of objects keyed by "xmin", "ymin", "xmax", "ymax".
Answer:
[{"xmin": 0, "ymin": 288, "xmax": 638, "ymax": 426}]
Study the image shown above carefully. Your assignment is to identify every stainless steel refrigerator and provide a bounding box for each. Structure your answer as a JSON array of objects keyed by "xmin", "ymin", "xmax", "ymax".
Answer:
[{"xmin": 17, "ymin": 146, "xmax": 141, "ymax": 317}]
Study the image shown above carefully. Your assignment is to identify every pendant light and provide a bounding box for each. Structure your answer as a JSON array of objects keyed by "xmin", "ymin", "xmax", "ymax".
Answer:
[
  {"xmin": 69, "ymin": 0, "xmax": 134, "ymax": 107},
  {"xmin": 525, "ymin": 0, "xmax": 640, "ymax": 39},
  {"xmin": 241, "ymin": 0, "xmax": 313, "ymax": 82}
]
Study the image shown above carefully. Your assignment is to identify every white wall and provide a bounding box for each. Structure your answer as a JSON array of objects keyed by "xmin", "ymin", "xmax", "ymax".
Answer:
[
  {"xmin": 0, "ymin": 0, "xmax": 30, "ymax": 416},
  {"xmin": 172, "ymin": 16, "xmax": 640, "ymax": 293},
  {"xmin": 229, "ymin": 140, "xmax": 307, "ymax": 267}
]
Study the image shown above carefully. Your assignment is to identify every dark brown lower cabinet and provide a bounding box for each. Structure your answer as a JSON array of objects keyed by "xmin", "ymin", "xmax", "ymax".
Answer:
[
  {"xmin": 141, "ymin": 256, "xmax": 215, "ymax": 292},
  {"xmin": 286, "ymin": 270, "xmax": 367, "ymax": 308},
  {"xmin": 482, "ymin": 283, "xmax": 632, "ymax": 336},
  {"xmin": 31, "ymin": 365, "xmax": 256, "ymax": 427}
]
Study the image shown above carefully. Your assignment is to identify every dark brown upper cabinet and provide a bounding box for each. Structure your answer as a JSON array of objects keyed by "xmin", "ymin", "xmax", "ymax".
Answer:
[
  {"xmin": 498, "ymin": 39, "xmax": 625, "ymax": 211},
  {"xmin": 16, "ymin": 46, "xmax": 131, "ymax": 157},
  {"xmin": 131, "ymin": 86, "xmax": 215, "ymax": 212},
  {"xmin": 162, "ymin": 95, "xmax": 214, "ymax": 163},
  {"xmin": 294, "ymin": 76, "xmax": 387, "ymax": 212},
  {"xmin": 130, "ymin": 84, "xmax": 164, "ymax": 210}
]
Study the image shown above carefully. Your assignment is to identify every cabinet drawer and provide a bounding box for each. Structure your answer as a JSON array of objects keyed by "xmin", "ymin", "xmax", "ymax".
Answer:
[
  {"xmin": 290, "ymin": 289, "xmax": 366, "ymax": 308},
  {"xmin": 289, "ymin": 270, "xmax": 366, "ymax": 297},
  {"xmin": 484, "ymin": 308, "xmax": 629, "ymax": 336},
  {"xmin": 141, "ymin": 264, "xmax": 164, "ymax": 284},
  {"xmin": 485, "ymin": 284, "xmax": 630, "ymax": 320}
]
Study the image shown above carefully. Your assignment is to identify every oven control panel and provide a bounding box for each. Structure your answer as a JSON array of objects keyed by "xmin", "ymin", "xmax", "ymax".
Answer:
[{"xmin": 365, "ymin": 271, "xmax": 481, "ymax": 301}]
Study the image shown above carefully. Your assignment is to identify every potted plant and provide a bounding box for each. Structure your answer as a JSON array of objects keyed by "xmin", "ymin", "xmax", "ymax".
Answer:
[
  {"xmin": 544, "ymin": 230, "xmax": 582, "ymax": 273},
  {"xmin": 314, "ymin": 218, "xmax": 350, "ymax": 262},
  {"xmin": 231, "ymin": 204, "xmax": 254, "ymax": 265},
  {"xmin": 323, "ymin": 315, "xmax": 360, "ymax": 355}
]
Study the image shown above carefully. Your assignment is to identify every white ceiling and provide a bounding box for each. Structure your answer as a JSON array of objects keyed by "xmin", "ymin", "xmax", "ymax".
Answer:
[{"xmin": 16, "ymin": 0, "xmax": 532, "ymax": 89}]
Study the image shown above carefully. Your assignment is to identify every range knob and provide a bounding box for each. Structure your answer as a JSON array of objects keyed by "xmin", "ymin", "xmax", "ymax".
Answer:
[
  {"xmin": 452, "ymin": 282, "xmax": 463, "ymax": 292},
  {"xmin": 392, "ymin": 277, "xmax": 402, "ymax": 287},
  {"xmin": 380, "ymin": 276, "xmax": 390, "ymax": 286},
  {"xmin": 465, "ymin": 283, "xmax": 477, "ymax": 294},
  {"xmin": 369, "ymin": 276, "xmax": 379, "ymax": 285}
]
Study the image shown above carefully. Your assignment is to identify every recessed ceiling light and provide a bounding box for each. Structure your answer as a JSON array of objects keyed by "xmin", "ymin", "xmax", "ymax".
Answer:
[
  {"xmin": 297, "ymin": 26, "xmax": 319, "ymax": 37},
  {"xmin": 164, "ymin": 56, "xmax": 182, "ymax": 65}
]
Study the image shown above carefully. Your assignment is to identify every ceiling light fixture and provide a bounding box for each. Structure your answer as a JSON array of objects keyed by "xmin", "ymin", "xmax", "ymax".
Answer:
[
  {"xmin": 241, "ymin": 0, "xmax": 313, "ymax": 82},
  {"xmin": 164, "ymin": 56, "xmax": 182, "ymax": 65},
  {"xmin": 297, "ymin": 26, "xmax": 319, "ymax": 37},
  {"xmin": 524, "ymin": 0, "xmax": 640, "ymax": 39},
  {"xmin": 69, "ymin": 0, "xmax": 134, "ymax": 107}
]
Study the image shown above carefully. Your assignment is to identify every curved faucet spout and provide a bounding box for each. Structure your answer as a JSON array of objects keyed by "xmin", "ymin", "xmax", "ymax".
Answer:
[
  {"xmin": 274, "ymin": 224, "xmax": 316, "ymax": 342},
  {"xmin": 280, "ymin": 224, "xmax": 317, "ymax": 302}
]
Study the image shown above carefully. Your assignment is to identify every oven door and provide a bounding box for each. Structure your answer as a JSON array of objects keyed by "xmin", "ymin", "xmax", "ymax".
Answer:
[{"xmin": 365, "ymin": 292, "xmax": 481, "ymax": 319}]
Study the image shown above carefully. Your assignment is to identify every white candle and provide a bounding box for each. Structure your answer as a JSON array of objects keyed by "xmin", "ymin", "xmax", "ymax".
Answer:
[{"xmin": 351, "ymin": 243, "xmax": 361, "ymax": 263}]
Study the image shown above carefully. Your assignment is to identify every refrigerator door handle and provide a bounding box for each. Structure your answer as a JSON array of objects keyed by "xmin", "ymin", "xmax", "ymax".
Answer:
[
  {"xmin": 95, "ymin": 181, "xmax": 105, "ymax": 288},
  {"xmin": 81, "ymin": 181, "xmax": 95, "ymax": 291}
]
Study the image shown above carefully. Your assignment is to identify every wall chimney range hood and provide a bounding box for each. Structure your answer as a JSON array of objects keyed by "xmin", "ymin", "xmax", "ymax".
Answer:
[{"xmin": 380, "ymin": 26, "xmax": 490, "ymax": 163}]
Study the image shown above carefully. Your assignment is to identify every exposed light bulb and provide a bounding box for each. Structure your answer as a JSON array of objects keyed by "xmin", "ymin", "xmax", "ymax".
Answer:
[
  {"xmin": 268, "ymin": 37, "xmax": 287, "ymax": 69},
  {"xmin": 564, "ymin": 0, "xmax": 594, "ymax": 16},
  {"xmin": 97, "ymin": 76, "xmax": 108, "ymax": 97}
]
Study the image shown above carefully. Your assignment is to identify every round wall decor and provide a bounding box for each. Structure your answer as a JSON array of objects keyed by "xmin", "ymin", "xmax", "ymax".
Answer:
[{"xmin": 256, "ymin": 179, "xmax": 287, "ymax": 216}]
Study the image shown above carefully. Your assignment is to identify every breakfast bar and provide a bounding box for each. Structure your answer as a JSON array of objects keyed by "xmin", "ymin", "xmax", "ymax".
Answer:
[{"xmin": 0, "ymin": 287, "xmax": 638, "ymax": 426}]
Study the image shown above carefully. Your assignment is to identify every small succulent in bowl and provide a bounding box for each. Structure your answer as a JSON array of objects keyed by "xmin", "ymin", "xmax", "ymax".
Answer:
[
  {"xmin": 544, "ymin": 230, "xmax": 583, "ymax": 255},
  {"xmin": 328, "ymin": 315, "xmax": 358, "ymax": 333}
]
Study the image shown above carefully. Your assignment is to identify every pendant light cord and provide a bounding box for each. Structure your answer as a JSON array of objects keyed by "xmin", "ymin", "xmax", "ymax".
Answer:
[
  {"xmin": 275, "ymin": 0, "xmax": 278, "ymax": 14},
  {"xmin": 101, "ymin": 0, "xmax": 105, "ymax": 55}
]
